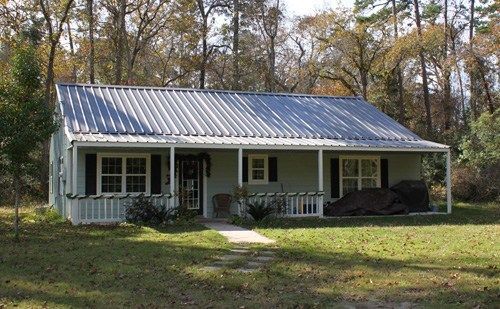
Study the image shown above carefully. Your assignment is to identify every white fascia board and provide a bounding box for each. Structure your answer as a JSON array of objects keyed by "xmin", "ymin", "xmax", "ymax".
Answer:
[{"xmin": 72, "ymin": 140, "xmax": 449, "ymax": 153}]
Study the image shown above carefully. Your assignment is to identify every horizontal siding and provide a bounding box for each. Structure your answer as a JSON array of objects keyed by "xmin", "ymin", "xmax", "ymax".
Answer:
[{"xmin": 74, "ymin": 147, "xmax": 422, "ymax": 218}]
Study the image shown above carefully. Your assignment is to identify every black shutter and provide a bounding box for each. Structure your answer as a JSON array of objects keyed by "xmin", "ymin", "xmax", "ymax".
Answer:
[
  {"xmin": 268, "ymin": 157, "xmax": 278, "ymax": 182},
  {"xmin": 151, "ymin": 155, "xmax": 162, "ymax": 194},
  {"xmin": 331, "ymin": 158, "xmax": 340, "ymax": 198},
  {"xmin": 381, "ymin": 158, "xmax": 389, "ymax": 188},
  {"xmin": 85, "ymin": 154, "xmax": 97, "ymax": 195},
  {"xmin": 242, "ymin": 157, "xmax": 248, "ymax": 182}
]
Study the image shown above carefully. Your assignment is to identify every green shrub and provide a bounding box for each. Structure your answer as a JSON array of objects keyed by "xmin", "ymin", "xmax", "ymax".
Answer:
[
  {"xmin": 23, "ymin": 207, "xmax": 66, "ymax": 224},
  {"xmin": 247, "ymin": 201, "xmax": 274, "ymax": 221},
  {"xmin": 173, "ymin": 204, "xmax": 198, "ymax": 222},
  {"xmin": 454, "ymin": 110, "xmax": 500, "ymax": 202},
  {"xmin": 125, "ymin": 196, "xmax": 175, "ymax": 225}
]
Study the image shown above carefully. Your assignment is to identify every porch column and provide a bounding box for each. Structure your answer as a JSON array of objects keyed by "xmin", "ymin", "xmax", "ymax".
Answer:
[
  {"xmin": 446, "ymin": 149, "xmax": 452, "ymax": 214},
  {"xmin": 70, "ymin": 144, "xmax": 79, "ymax": 224},
  {"xmin": 237, "ymin": 148, "xmax": 243, "ymax": 187},
  {"xmin": 318, "ymin": 149, "xmax": 324, "ymax": 217},
  {"xmin": 169, "ymin": 147, "xmax": 175, "ymax": 196},
  {"xmin": 237, "ymin": 148, "xmax": 243, "ymax": 216}
]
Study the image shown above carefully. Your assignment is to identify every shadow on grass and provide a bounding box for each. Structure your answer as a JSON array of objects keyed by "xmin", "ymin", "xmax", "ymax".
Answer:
[
  {"xmin": 0, "ymin": 215, "xmax": 229, "ymax": 307},
  {"xmin": 242, "ymin": 203, "xmax": 500, "ymax": 230},
  {"xmin": 0, "ymin": 206, "xmax": 498, "ymax": 307}
]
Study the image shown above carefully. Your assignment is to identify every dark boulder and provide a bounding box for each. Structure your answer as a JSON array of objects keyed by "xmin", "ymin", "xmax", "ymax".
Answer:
[
  {"xmin": 324, "ymin": 188, "xmax": 402, "ymax": 216},
  {"xmin": 390, "ymin": 180, "xmax": 430, "ymax": 212}
]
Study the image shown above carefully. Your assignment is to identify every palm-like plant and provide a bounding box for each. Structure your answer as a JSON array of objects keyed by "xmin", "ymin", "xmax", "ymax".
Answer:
[{"xmin": 247, "ymin": 201, "xmax": 274, "ymax": 221}]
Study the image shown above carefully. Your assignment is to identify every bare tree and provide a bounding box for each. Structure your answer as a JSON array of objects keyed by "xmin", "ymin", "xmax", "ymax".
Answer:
[
  {"xmin": 115, "ymin": 0, "xmax": 127, "ymax": 84},
  {"xmin": 39, "ymin": 0, "xmax": 74, "ymax": 197},
  {"xmin": 39, "ymin": 0, "xmax": 75, "ymax": 107},
  {"xmin": 391, "ymin": 0, "xmax": 405, "ymax": 125},
  {"xmin": 126, "ymin": 0, "xmax": 173, "ymax": 84},
  {"xmin": 196, "ymin": 0, "xmax": 229, "ymax": 89},
  {"xmin": 412, "ymin": 0, "xmax": 432, "ymax": 137},
  {"xmin": 258, "ymin": 0, "xmax": 281, "ymax": 92},
  {"xmin": 87, "ymin": 0, "xmax": 95, "ymax": 83},
  {"xmin": 231, "ymin": 0, "xmax": 240, "ymax": 90}
]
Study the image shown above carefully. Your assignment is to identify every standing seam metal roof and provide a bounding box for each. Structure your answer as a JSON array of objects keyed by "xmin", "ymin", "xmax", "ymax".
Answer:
[{"xmin": 56, "ymin": 83, "xmax": 448, "ymax": 149}]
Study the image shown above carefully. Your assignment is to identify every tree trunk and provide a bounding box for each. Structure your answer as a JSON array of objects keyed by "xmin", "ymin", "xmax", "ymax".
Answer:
[
  {"xmin": 442, "ymin": 0, "xmax": 452, "ymax": 129},
  {"xmin": 469, "ymin": 0, "xmax": 477, "ymax": 118},
  {"xmin": 392, "ymin": 0, "xmax": 405, "ymax": 125},
  {"xmin": 360, "ymin": 69, "xmax": 368, "ymax": 99},
  {"xmin": 13, "ymin": 174, "xmax": 20, "ymax": 242},
  {"xmin": 413, "ymin": 0, "xmax": 432, "ymax": 137},
  {"xmin": 476, "ymin": 57, "xmax": 495, "ymax": 114},
  {"xmin": 41, "ymin": 42, "xmax": 57, "ymax": 197},
  {"xmin": 67, "ymin": 19, "xmax": 77, "ymax": 83},
  {"xmin": 231, "ymin": 0, "xmax": 240, "ymax": 90},
  {"xmin": 87, "ymin": 0, "xmax": 95, "ymax": 83},
  {"xmin": 199, "ymin": 16, "xmax": 208, "ymax": 89},
  {"xmin": 268, "ymin": 37, "xmax": 275, "ymax": 92},
  {"xmin": 44, "ymin": 42, "xmax": 57, "ymax": 108},
  {"xmin": 115, "ymin": 0, "xmax": 126, "ymax": 85}
]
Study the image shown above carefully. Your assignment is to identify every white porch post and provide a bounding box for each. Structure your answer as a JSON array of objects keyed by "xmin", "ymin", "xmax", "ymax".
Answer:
[
  {"xmin": 237, "ymin": 148, "xmax": 243, "ymax": 216},
  {"xmin": 318, "ymin": 149, "xmax": 324, "ymax": 217},
  {"xmin": 70, "ymin": 144, "xmax": 79, "ymax": 224},
  {"xmin": 446, "ymin": 149, "xmax": 452, "ymax": 214},
  {"xmin": 169, "ymin": 147, "xmax": 175, "ymax": 196},
  {"xmin": 237, "ymin": 148, "xmax": 243, "ymax": 187}
]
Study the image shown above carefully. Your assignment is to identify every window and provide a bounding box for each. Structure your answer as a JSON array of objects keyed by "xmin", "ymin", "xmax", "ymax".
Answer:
[
  {"xmin": 248, "ymin": 154, "xmax": 268, "ymax": 185},
  {"xmin": 98, "ymin": 154, "xmax": 150, "ymax": 194},
  {"xmin": 340, "ymin": 156, "xmax": 380, "ymax": 196}
]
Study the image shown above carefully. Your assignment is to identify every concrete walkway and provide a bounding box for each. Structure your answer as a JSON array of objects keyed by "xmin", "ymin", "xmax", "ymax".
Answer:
[{"xmin": 201, "ymin": 220, "xmax": 275, "ymax": 244}]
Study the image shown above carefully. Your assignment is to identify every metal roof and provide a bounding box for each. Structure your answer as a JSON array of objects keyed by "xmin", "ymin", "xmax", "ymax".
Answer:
[{"xmin": 56, "ymin": 83, "xmax": 448, "ymax": 150}]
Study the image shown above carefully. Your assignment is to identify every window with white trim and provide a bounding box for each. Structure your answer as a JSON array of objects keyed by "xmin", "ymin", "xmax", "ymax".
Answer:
[
  {"xmin": 98, "ymin": 154, "xmax": 150, "ymax": 194},
  {"xmin": 248, "ymin": 154, "xmax": 268, "ymax": 185},
  {"xmin": 340, "ymin": 156, "xmax": 380, "ymax": 196}
]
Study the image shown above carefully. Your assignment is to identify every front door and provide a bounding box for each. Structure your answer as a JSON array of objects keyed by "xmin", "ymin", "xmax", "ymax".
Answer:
[{"xmin": 179, "ymin": 159, "xmax": 203, "ymax": 215}]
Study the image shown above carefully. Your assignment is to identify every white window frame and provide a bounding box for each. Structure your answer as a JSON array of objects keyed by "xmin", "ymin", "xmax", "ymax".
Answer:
[
  {"xmin": 97, "ymin": 153, "xmax": 151, "ymax": 195},
  {"xmin": 248, "ymin": 154, "xmax": 269, "ymax": 185},
  {"xmin": 339, "ymin": 155, "xmax": 381, "ymax": 197}
]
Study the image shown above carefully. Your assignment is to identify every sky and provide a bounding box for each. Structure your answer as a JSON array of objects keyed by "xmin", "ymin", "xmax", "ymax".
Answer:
[{"xmin": 282, "ymin": 0, "xmax": 355, "ymax": 16}]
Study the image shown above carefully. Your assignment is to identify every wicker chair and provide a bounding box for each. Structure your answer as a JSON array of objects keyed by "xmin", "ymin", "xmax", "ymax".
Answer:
[{"xmin": 212, "ymin": 193, "xmax": 232, "ymax": 218}]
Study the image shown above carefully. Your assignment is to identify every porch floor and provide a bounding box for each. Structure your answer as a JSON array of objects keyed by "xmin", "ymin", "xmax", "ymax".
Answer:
[{"xmin": 200, "ymin": 219, "xmax": 275, "ymax": 244}]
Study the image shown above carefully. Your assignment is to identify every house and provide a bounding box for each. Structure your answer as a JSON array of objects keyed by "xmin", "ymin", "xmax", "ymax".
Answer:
[{"xmin": 49, "ymin": 83, "xmax": 451, "ymax": 224}]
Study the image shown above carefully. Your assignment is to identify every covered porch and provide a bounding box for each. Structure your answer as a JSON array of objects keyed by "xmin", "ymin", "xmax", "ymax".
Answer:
[{"xmin": 63, "ymin": 140, "xmax": 452, "ymax": 224}]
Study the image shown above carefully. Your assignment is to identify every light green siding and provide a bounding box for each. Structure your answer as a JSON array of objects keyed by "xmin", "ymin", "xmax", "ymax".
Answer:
[
  {"xmin": 70, "ymin": 147, "xmax": 422, "ymax": 218},
  {"xmin": 49, "ymin": 126, "xmax": 71, "ymax": 219}
]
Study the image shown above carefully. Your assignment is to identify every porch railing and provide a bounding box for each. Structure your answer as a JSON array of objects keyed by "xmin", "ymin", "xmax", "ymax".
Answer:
[
  {"xmin": 244, "ymin": 191, "xmax": 324, "ymax": 217},
  {"xmin": 67, "ymin": 194, "xmax": 175, "ymax": 223}
]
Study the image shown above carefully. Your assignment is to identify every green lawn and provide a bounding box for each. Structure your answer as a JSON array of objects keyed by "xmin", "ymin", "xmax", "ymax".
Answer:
[{"xmin": 0, "ymin": 202, "xmax": 499, "ymax": 308}]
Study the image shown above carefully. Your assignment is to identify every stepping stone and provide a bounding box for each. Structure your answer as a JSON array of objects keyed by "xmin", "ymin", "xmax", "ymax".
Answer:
[
  {"xmin": 254, "ymin": 256, "xmax": 274, "ymax": 262},
  {"xmin": 259, "ymin": 250, "xmax": 275, "ymax": 256},
  {"xmin": 211, "ymin": 260, "xmax": 232, "ymax": 266},
  {"xmin": 219, "ymin": 255, "xmax": 241, "ymax": 260},
  {"xmin": 247, "ymin": 261, "xmax": 264, "ymax": 268},
  {"xmin": 236, "ymin": 268, "xmax": 257, "ymax": 273},
  {"xmin": 230, "ymin": 249, "xmax": 250, "ymax": 254}
]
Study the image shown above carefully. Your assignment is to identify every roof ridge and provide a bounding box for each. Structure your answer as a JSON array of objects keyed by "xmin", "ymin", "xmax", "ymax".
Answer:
[{"xmin": 56, "ymin": 83, "xmax": 363, "ymax": 100}]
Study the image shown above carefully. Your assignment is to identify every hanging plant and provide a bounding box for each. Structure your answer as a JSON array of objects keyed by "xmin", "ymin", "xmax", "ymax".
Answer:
[{"xmin": 172, "ymin": 152, "xmax": 212, "ymax": 177}]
